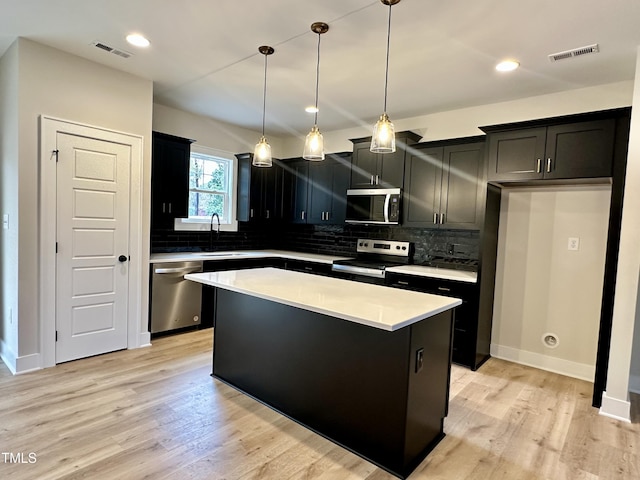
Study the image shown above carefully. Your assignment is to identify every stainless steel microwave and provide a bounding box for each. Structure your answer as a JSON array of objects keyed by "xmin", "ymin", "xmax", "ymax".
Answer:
[{"xmin": 345, "ymin": 188, "xmax": 401, "ymax": 225}]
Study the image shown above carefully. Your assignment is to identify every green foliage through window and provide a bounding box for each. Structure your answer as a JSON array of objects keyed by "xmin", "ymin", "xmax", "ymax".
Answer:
[{"xmin": 188, "ymin": 152, "xmax": 232, "ymax": 221}]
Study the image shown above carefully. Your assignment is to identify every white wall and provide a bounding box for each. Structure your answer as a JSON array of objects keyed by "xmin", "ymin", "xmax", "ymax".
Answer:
[
  {"xmin": 280, "ymin": 81, "xmax": 634, "ymax": 158},
  {"xmin": 153, "ymin": 103, "xmax": 278, "ymax": 156},
  {"xmin": 600, "ymin": 47, "xmax": 640, "ymax": 421},
  {"xmin": 492, "ymin": 186, "xmax": 611, "ymax": 381},
  {"xmin": 0, "ymin": 42, "xmax": 19, "ymax": 370},
  {"xmin": 8, "ymin": 39, "xmax": 153, "ymax": 372}
]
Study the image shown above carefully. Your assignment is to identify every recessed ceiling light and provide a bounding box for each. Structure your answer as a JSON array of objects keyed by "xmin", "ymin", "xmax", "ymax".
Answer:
[
  {"xmin": 305, "ymin": 106, "xmax": 319, "ymax": 113},
  {"xmin": 496, "ymin": 60, "xmax": 520, "ymax": 72},
  {"xmin": 126, "ymin": 34, "xmax": 150, "ymax": 48}
]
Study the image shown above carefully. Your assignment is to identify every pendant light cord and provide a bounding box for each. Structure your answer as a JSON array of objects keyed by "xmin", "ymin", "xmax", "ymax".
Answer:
[
  {"xmin": 383, "ymin": 2, "xmax": 392, "ymax": 113},
  {"xmin": 261, "ymin": 53, "xmax": 268, "ymax": 137},
  {"xmin": 313, "ymin": 32, "xmax": 321, "ymax": 126}
]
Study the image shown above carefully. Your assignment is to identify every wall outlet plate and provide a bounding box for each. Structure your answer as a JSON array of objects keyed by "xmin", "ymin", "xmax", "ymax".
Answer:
[{"xmin": 568, "ymin": 237, "xmax": 580, "ymax": 251}]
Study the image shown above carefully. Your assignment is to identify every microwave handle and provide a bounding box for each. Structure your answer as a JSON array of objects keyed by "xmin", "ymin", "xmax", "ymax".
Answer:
[{"xmin": 383, "ymin": 194, "xmax": 391, "ymax": 223}]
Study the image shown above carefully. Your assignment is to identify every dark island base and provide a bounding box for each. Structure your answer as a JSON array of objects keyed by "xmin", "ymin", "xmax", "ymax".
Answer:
[{"xmin": 212, "ymin": 289, "xmax": 454, "ymax": 479}]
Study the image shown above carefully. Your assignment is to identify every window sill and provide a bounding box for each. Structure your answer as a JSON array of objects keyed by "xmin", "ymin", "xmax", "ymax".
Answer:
[{"xmin": 173, "ymin": 218, "xmax": 239, "ymax": 232}]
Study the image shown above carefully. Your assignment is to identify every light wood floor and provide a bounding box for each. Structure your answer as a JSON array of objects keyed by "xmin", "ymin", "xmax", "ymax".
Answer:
[{"xmin": 1, "ymin": 329, "xmax": 638, "ymax": 480}]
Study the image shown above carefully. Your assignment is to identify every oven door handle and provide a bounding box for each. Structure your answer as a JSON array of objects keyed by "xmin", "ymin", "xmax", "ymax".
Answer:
[
  {"xmin": 383, "ymin": 194, "xmax": 391, "ymax": 223},
  {"xmin": 331, "ymin": 264, "xmax": 386, "ymax": 279}
]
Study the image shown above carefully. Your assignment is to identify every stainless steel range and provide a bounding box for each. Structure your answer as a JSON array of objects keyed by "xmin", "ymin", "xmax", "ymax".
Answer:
[{"xmin": 331, "ymin": 239, "xmax": 414, "ymax": 283}]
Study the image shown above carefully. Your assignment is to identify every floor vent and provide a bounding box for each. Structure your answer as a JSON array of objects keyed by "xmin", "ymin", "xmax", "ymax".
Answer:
[
  {"xmin": 548, "ymin": 44, "xmax": 599, "ymax": 62},
  {"xmin": 92, "ymin": 41, "xmax": 133, "ymax": 59}
]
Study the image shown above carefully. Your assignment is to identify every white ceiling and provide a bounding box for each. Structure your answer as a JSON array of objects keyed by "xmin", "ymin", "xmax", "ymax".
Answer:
[{"xmin": 2, "ymin": 0, "xmax": 640, "ymax": 136}]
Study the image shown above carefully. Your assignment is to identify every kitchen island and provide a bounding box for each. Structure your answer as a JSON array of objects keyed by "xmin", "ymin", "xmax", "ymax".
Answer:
[{"xmin": 186, "ymin": 268, "xmax": 461, "ymax": 479}]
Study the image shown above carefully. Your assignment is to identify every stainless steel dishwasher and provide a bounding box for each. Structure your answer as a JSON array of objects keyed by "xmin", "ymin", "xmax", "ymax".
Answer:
[{"xmin": 151, "ymin": 261, "xmax": 203, "ymax": 334}]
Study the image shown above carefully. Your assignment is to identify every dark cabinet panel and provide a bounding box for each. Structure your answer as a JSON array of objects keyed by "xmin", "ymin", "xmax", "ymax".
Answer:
[
  {"xmin": 151, "ymin": 131, "xmax": 193, "ymax": 230},
  {"xmin": 350, "ymin": 144, "xmax": 380, "ymax": 188},
  {"xmin": 349, "ymin": 132, "xmax": 421, "ymax": 189},
  {"xmin": 386, "ymin": 272, "xmax": 484, "ymax": 369},
  {"xmin": 282, "ymin": 154, "xmax": 350, "ymax": 225},
  {"xmin": 403, "ymin": 140, "xmax": 484, "ymax": 230},
  {"xmin": 235, "ymin": 153, "xmax": 284, "ymax": 222},
  {"xmin": 487, "ymin": 119, "xmax": 615, "ymax": 182},
  {"xmin": 545, "ymin": 120, "xmax": 615, "ymax": 179},
  {"xmin": 403, "ymin": 147, "xmax": 442, "ymax": 225}
]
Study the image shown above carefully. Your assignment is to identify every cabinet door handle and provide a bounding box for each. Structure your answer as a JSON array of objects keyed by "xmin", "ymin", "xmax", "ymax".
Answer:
[
  {"xmin": 266, "ymin": 209, "xmax": 270, "ymax": 219},
  {"xmin": 440, "ymin": 213, "xmax": 445, "ymax": 224},
  {"xmin": 301, "ymin": 211, "xmax": 306, "ymax": 220},
  {"xmin": 437, "ymin": 286, "xmax": 451, "ymax": 292},
  {"xmin": 162, "ymin": 202, "xmax": 166, "ymax": 213},
  {"xmin": 397, "ymin": 280, "xmax": 409, "ymax": 285},
  {"xmin": 370, "ymin": 175, "xmax": 375, "ymax": 185},
  {"xmin": 325, "ymin": 211, "xmax": 330, "ymax": 221},
  {"xmin": 250, "ymin": 208, "xmax": 254, "ymax": 218},
  {"xmin": 168, "ymin": 203, "xmax": 172, "ymax": 214},
  {"xmin": 536, "ymin": 158, "xmax": 542, "ymax": 173},
  {"xmin": 546, "ymin": 158, "xmax": 552, "ymax": 173},
  {"xmin": 375, "ymin": 175, "xmax": 379, "ymax": 185},
  {"xmin": 433, "ymin": 213, "xmax": 438, "ymax": 225}
]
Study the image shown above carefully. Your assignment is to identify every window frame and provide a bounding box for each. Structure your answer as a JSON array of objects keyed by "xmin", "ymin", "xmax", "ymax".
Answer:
[{"xmin": 174, "ymin": 145, "xmax": 239, "ymax": 232}]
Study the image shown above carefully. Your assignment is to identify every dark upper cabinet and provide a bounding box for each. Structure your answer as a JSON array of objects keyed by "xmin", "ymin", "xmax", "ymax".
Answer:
[
  {"xmin": 236, "ymin": 153, "xmax": 284, "ymax": 222},
  {"xmin": 350, "ymin": 131, "xmax": 421, "ymax": 189},
  {"xmin": 486, "ymin": 119, "xmax": 616, "ymax": 182},
  {"xmin": 151, "ymin": 131, "xmax": 194, "ymax": 230},
  {"xmin": 282, "ymin": 153, "xmax": 351, "ymax": 225},
  {"xmin": 308, "ymin": 153, "xmax": 351, "ymax": 224},
  {"xmin": 403, "ymin": 139, "xmax": 485, "ymax": 230},
  {"xmin": 282, "ymin": 159, "xmax": 309, "ymax": 224}
]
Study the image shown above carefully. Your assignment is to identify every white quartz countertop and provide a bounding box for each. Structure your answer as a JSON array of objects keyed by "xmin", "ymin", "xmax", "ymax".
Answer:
[
  {"xmin": 387, "ymin": 265, "xmax": 478, "ymax": 283},
  {"xmin": 150, "ymin": 250, "xmax": 477, "ymax": 283},
  {"xmin": 150, "ymin": 250, "xmax": 350, "ymax": 264},
  {"xmin": 185, "ymin": 267, "xmax": 461, "ymax": 332}
]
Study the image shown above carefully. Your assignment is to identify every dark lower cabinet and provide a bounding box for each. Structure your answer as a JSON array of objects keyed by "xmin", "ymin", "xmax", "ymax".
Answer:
[
  {"xmin": 200, "ymin": 258, "xmax": 284, "ymax": 329},
  {"xmin": 213, "ymin": 288, "xmax": 453, "ymax": 478},
  {"xmin": 386, "ymin": 272, "xmax": 486, "ymax": 370},
  {"xmin": 283, "ymin": 259, "xmax": 332, "ymax": 276}
]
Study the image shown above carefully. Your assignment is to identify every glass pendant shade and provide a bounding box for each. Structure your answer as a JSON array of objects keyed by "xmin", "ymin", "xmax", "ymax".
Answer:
[
  {"xmin": 303, "ymin": 125, "xmax": 325, "ymax": 161},
  {"xmin": 371, "ymin": 113, "xmax": 396, "ymax": 153},
  {"xmin": 253, "ymin": 136, "xmax": 272, "ymax": 167}
]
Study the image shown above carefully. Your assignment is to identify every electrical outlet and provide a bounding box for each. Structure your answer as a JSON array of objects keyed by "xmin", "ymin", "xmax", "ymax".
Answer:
[{"xmin": 568, "ymin": 237, "xmax": 580, "ymax": 251}]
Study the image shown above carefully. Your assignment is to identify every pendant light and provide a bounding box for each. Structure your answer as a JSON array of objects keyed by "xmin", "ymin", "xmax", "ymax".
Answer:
[
  {"xmin": 371, "ymin": 0, "xmax": 400, "ymax": 154},
  {"xmin": 303, "ymin": 22, "xmax": 329, "ymax": 161},
  {"xmin": 253, "ymin": 45, "xmax": 275, "ymax": 167}
]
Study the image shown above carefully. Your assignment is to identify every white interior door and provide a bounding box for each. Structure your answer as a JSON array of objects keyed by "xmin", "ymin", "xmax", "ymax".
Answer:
[{"xmin": 55, "ymin": 132, "xmax": 131, "ymax": 363}]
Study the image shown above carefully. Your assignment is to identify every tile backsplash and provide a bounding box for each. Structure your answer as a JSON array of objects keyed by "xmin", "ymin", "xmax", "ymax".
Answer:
[{"xmin": 151, "ymin": 223, "xmax": 479, "ymax": 265}]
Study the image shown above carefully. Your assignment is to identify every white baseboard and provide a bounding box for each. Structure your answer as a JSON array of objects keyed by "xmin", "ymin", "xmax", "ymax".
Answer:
[
  {"xmin": 600, "ymin": 391, "xmax": 631, "ymax": 422},
  {"xmin": 629, "ymin": 374, "xmax": 640, "ymax": 395},
  {"xmin": 0, "ymin": 339, "xmax": 17, "ymax": 374},
  {"xmin": 0, "ymin": 340, "xmax": 41, "ymax": 374},
  {"xmin": 138, "ymin": 331, "xmax": 151, "ymax": 348},
  {"xmin": 490, "ymin": 343, "xmax": 595, "ymax": 382}
]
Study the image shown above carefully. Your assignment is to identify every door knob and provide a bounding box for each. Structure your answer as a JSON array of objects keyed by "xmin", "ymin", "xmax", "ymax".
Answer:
[{"xmin": 118, "ymin": 255, "xmax": 128, "ymax": 262}]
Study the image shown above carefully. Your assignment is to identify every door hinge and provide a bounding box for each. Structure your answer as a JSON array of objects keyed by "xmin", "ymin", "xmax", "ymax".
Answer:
[
  {"xmin": 55, "ymin": 331, "xmax": 58, "ymax": 342},
  {"xmin": 53, "ymin": 149, "xmax": 59, "ymax": 162}
]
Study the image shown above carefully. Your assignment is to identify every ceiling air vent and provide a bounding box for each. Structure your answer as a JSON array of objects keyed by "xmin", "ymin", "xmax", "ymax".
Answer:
[
  {"xmin": 548, "ymin": 44, "xmax": 599, "ymax": 62},
  {"xmin": 91, "ymin": 41, "xmax": 133, "ymax": 59}
]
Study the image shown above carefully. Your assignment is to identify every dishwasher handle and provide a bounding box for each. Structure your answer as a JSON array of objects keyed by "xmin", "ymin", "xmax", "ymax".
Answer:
[{"xmin": 154, "ymin": 266, "xmax": 202, "ymax": 275}]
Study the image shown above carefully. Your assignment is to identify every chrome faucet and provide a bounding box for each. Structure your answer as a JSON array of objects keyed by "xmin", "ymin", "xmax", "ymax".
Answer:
[{"xmin": 209, "ymin": 213, "xmax": 220, "ymax": 251}]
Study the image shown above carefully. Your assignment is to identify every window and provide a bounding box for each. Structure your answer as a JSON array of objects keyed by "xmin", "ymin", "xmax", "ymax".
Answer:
[{"xmin": 174, "ymin": 146, "xmax": 238, "ymax": 231}]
